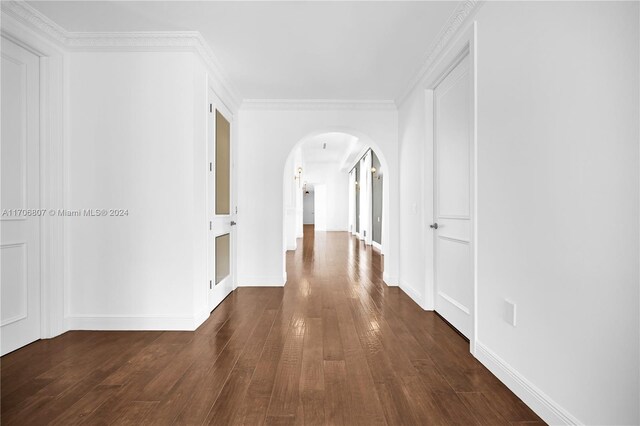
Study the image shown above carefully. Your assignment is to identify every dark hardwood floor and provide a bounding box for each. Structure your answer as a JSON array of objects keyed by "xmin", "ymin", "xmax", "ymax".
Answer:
[{"xmin": 1, "ymin": 225, "xmax": 544, "ymax": 425}]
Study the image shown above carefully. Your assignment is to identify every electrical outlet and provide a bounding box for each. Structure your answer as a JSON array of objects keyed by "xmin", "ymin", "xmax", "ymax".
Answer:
[{"xmin": 504, "ymin": 299, "xmax": 516, "ymax": 326}]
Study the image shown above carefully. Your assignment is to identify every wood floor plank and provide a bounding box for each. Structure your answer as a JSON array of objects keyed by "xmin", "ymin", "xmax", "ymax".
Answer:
[
  {"xmin": 300, "ymin": 317, "xmax": 325, "ymax": 426},
  {"xmin": 458, "ymin": 391, "xmax": 511, "ymax": 425},
  {"xmin": 174, "ymin": 294, "xmax": 271, "ymax": 424},
  {"xmin": 49, "ymin": 384, "xmax": 122, "ymax": 426},
  {"xmin": 334, "ymin": 300, "xmax": 387, "ymax": 426},
  {"xmin": 265, "ymin": 315, "xmax": 305, "ymax": 422},
  {"xmin": 323, "ymin": 360, "xmax": 349, "ymax": 425},
  {"xmin": 1, "ymin": 226, "xmax": 543, "ymax": 426},
  {"xmin": 205, "ymin": 366, "xmax": 255, "ymax": 425},
  {"xmin": 112, "ymin": 400, "xmax": 159, "ymax": 425}
]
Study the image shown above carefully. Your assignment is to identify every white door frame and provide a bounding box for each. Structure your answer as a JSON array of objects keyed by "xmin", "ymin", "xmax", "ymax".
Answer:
[
  {"xmin": 424, "ymin": 22, "xmax": 478, "ymax": 354},
  {"xmin": 1, "ymin": 12, "xmax": 66, "ymax": 341}
]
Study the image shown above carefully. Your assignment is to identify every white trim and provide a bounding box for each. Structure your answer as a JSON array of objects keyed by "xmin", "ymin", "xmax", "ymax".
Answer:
[
  {"xmin": 286, "ymin": 243, "xmax": 297, "ymax": 251},
  {"xmin": 371, "ymin": 240, "xmax": 382, "ymax": 252},
  {"xmin": 382, "ymin": 272, "xmax": 398, "ymax": 287},
  {"xmin": 193, "ymin": 309, "xmax": 211, "ymax": 330},
  {"xmin": 475, "ymin": 342, "xmax": 582, "ymax": 425},
  {"xmin": 240, "ymin": 99, "xmax": 397, "ymax": 111},
  {"xmin": 438, "ymin": 235, "xmax": 470, "ymax": 245},
  {"xmin": 425, "ymin": 22, "xmax": 478, "ymax": 354},
  {"xmin": 437, "ymin": 291, "xmax": 470, "ymax": 315},
  {"xmin": 396, "ymin": 0, "xmax": 483, "ymax": 107},
  {"xmin": 237, "ymin": 275, "xmax": 286, "ymax": 287},
  {"xmin": 1, "ymin": 1, "xmax": 67, "ymax": 46},
  {"xmin": 65, "ymin": 314, "xmax": 207, "ymax": 331},
  {"xmin": 1, "ymin": 1, "xmax": 241, "ymax": 111},
  {"xmin": 2, "ymin": 10, "xmax": 67, "ymax": 339},
  {"xmin": 399, "ymin": 281, "xmax": 427, "ymax": 310}
]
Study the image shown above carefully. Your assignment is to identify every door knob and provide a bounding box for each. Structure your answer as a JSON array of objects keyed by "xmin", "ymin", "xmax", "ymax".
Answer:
[
  {"xmin": 430, "ymin": 223, "xmax": 438, "ymax": 229},
  {"xmin": 230, "ymin": 221, "xmax": 237, "ymax": 226}
]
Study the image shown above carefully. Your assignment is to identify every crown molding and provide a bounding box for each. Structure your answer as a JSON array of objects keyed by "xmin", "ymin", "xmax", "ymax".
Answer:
[
  {"xmin": 395, "ymin": 0, "xmax": 483, "ymax": 107},
  {"xmin": 240, "ymin": 99, "xmax": 397, "ymax": 111},
  {"xmin": 1, "ymin": 1, "xmax": 242, "ymax": 110},
  {"xmin": 1, "ymin": 0, "xmax": 68, "ymax": 45}
]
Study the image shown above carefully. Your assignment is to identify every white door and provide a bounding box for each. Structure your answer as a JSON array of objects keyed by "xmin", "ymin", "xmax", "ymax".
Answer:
[
  {"xmin": 207, "ymin": 92, "xmax": 235, "ymax": 311},
  {"xmin": 433, "ymin": 54, "xmax": 474, "ymax": 338},
  {"xmin": 303, "ymin": 189, "xmax": 314, "ymax": 224},
  {"xmin": 1, "ymin": 38, "xmax": 41, "ymax": 355}
]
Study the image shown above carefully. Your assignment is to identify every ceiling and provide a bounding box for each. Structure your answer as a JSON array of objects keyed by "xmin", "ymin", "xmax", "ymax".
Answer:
[
  {"xmin": 301, "ymin": 132, "xmax": 367, "ymax": 170},
  {"xmin": 301, "ymin": 132, "xmax": 356, "ymax": 164},
  {"xmin": 28, "ymin": 1, "xmax": 460, "ymax": 100}
]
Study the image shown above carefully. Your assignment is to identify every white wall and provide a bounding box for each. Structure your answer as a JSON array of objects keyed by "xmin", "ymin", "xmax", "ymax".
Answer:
[
  {"xmin": 397, "ymin": 2, "xmax": 640, "ymax": 424},
  {"xmin": 303, "ymin": 162, "xmax": 349, "ymax": 231},
  {"xmin": 348, "ymin": 169, "xmax": 356, "ymax": 234},
  {"xmin": 283, "ymin": 147, "xmax": 303, "ymax": 251},
  {"xmin": 237, "ymin": 107, "xmax": 399, "ymax": 286},
  {"xmin": 66, "ymin": 51, "xmax": 211, "ymax": 330},
  {"xmin": 398, "ymin": 90, "xmax": 429, "ymax": 308}
]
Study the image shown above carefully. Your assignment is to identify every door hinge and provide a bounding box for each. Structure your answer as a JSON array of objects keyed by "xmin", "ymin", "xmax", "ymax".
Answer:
[
  {"xmin": 235, "ymin": 206, "xmax": 238, "ymax": 214},
  {"xmin": 209, "ymin": 103, "xmax": 213, "ymax": 113},
  {"xmin": 209, "ymin": 162, "xmax": 213, "ymax": 172},
  {"xmin": 209, "ymin": 221, "xmax": 212, "ymax": 230},
  {"xmin": 209, "ymin": 280, "xmax": 212, "ymax": 289}
]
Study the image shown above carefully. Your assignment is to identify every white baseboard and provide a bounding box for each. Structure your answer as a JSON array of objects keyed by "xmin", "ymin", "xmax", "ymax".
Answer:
[
  {"xmin": 193, "ymin": 309, "xmax": 210, "ymax": 330},
  {"xmin": 371, "ymin": 241, "xmax": 383, "ymax": 252},
  {"xmin": 399, "ymin": 281, "xmax": 427, "ymax": 309},
  {"xmin": 382, "ymin": 272, "xmax": 398, "ymax": 286},
  {"xmin": 286, "ymin": 243, "xmax": 297, "ymax": 251},
  {"xmin": 65, "ymin": 314, "xmax": 205, "ymax": 331},
  {"xmin": 475, "ymin": 342, "xmax": 581, "ymax": 425},
  {"xmin": 237, "ymin": 275, "xmax": 286, "ymax": 287}
]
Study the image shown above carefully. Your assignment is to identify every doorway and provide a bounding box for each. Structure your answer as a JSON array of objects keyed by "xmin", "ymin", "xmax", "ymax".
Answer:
[
  {"xmin": 303, "ymin": 186, "xmax": 314, "ymax": 225},
  {"xmin": 207, "ymin": 90, "xmax": 236, "ymax": 312},
  {"xmin": 1, "ymin": 37, "xmax": 41, "ymax": 355},
  {"xmin": 283, "ymin": 131, "xmax": 391, "ymax": 284},
  {"xmin": 431, "ymin": 47, "xmax": 475, "ymax": 340}
]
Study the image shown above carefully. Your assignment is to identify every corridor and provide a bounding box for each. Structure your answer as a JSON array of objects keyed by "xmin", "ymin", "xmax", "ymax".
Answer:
[{"xmin": 1, "ymin": 227, "xmax": 541, "ymax": 425}]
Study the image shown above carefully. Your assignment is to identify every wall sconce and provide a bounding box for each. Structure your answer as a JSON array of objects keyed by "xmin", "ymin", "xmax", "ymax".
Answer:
[
  {"xmin": 294, "ymin": 167, "xmax": 303, "ymax": 187},
  {"xmin": 371, "ymin": 166, "xmax": 381, "ymax": 180}
]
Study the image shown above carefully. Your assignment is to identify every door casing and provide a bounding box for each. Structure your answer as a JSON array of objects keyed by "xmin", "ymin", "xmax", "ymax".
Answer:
[
  {"xmin": 0, "ymin": 20, "xmax": 66, "ymax": 344},
  {"xmin": 424, "ymin": 23, "xmax": 478, "ymax": 353}
]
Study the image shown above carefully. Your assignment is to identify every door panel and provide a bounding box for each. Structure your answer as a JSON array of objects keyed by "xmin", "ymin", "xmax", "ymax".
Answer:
[
  {"xmin": 215, "ymin": 233, "xmax": 230, "ymax": 285},
  {"xmin": 1, "ymin": 37, "xmax": 41, "ymax": 355},
  {"xmin": 215, "ymin": 110, "xmax": 230, "ymax": 215},
  {"xmin": 434, "ymin": 54, "xmax": 473, "ymax": 338},
  {"xmin": 208, "ymin": 92, "xmax": 234, "ymax": 312}
]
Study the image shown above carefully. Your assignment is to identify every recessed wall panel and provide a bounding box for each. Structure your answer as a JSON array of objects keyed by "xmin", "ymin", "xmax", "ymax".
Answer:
[{"xmin": 1, "ymin": 244, "xmax": 27, "ymax": 325}]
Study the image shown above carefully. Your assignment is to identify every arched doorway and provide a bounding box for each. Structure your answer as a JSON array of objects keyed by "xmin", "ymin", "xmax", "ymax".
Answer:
[{"xmin": 282, "ymin": 130, "xmax": 391, "ymax": 278}]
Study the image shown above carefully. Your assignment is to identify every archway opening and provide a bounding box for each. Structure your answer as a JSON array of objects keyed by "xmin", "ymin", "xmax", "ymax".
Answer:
[{"xmin": 282, "ymin": 130, "xmax": 390, "ymax": 282}]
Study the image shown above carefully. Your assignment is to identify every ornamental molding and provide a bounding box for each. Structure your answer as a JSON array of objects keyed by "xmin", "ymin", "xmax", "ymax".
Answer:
[
  {"xmin": 1, "ymin": 1, "xmax": 241, "ymax": 109},
  {"xmin": 395, "ymin": 0, "xmax": 483, "ymax": 106},
  {"xmin": 240, "ymin": 99, "xmax": 397, "ymax": 111}
]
